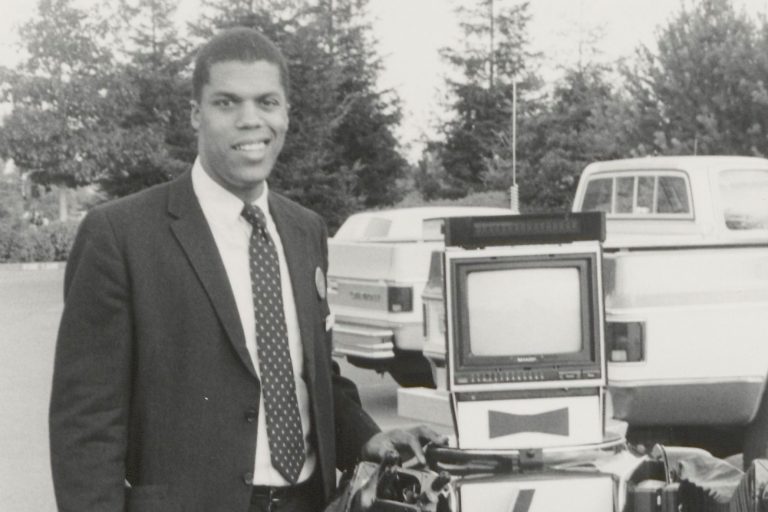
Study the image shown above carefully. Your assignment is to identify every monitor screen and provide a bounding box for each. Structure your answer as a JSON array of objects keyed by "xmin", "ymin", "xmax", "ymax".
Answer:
[
  {"xmin": 466, "ymin": 267, "xmax": 582, "ymax": 356},
  {"xmin": 447, "ymin": 250, "xmax": 603, "ymax": 389}
]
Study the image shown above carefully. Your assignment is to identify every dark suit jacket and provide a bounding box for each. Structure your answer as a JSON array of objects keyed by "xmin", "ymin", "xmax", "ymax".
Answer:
[{"xmin": 49, "ymin": 171, "xmax": 380, "ymax": 512}]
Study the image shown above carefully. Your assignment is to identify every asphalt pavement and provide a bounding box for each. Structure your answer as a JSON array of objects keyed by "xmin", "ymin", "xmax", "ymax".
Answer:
[{"xmin": 0, "ymin": 265, "xmax": 63, "ymax": 512}]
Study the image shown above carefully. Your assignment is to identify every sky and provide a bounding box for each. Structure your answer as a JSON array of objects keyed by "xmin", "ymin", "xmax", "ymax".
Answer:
[{"xmin": 2, "ymin": 0, "xmax": 768, "ymax": 159}]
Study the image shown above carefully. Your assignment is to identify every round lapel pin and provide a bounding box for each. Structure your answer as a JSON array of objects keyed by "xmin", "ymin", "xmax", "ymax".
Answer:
[{"xmin": 315, "ymin": 267, "xmax": 326, "ymax": 299}]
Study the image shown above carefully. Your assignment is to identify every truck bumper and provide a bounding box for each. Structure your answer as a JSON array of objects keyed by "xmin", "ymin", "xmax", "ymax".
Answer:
[
  {"xmin": 331, "ymin": 318, "xmax": 425, "ymax": 360},
  {"xmin": 332, "ymin": 323, "xmax": 396, "ymax": 360},
  {"xmin": 610, "ymin": 378, "xmax": 764, "ymax": 426}
]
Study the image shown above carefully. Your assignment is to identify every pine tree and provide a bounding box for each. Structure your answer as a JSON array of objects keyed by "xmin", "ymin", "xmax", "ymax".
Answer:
[
  {"xmin": 429, "ymin": 0, "xmax": 542, "ymax": 197},
  {"xmin": 320, "ymin": 0, "xmax": 408, "ymax": 208},
  {"xmin": 518, "ymin": 64, "xmax": 630, "ymax": 211},
  {"xmin": 95, "ymin": 0, "xmax": 197, "ymax": 197}
]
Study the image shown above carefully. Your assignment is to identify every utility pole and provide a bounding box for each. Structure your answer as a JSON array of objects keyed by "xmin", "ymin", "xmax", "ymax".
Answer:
[
  {"xmin": 489, "ymin": 0, "xmax": 495, "ymax": 90},
  {"xmin": 510, "ymin": 80, "xmax": 519, "ymax": 213}
]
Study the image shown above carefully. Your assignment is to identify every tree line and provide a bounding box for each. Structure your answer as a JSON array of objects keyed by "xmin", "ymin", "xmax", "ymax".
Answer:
[{"xmin": 2, "ymin": 0, "xmax": 768, "ymax": 234}]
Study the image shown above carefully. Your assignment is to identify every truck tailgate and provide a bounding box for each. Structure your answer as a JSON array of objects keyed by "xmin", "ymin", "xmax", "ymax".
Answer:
[
  {"xmin": 327, "ymin": 240, "xmax": 440, "ymax": 354},
  {"xmin": 328, "ymin": 241, "xmax": 435, "ymax": 282}
]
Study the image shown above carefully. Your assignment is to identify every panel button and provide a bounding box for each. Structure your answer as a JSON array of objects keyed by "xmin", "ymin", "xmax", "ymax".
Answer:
[
  {"xmin": 582, "ymin": 370, "xmax": 601, "ymax": 379},
  {"xmin": 559, "ymin": 371, "xmax": 580, "ymax": 380}
]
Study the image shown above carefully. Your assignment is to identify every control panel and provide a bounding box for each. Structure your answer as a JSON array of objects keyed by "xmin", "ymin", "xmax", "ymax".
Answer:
[{"xmin": 454, "ymin": 366, "xmax": 602, "ymax": 385}]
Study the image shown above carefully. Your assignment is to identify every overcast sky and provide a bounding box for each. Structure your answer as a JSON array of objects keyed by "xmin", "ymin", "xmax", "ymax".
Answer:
[{"xmin": 2, "ymin": 0, "xmax": 768, "ymax": 158}]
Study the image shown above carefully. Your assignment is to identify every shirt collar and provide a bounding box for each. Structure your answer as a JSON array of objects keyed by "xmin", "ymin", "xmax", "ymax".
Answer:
[{"xmin": 191, "ymin": 158, "xmax": 270, "ymax": 225}]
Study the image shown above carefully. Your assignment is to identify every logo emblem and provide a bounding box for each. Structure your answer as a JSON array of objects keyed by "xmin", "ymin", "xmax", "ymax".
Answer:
[
  {"xmin": 489, "ymin": 408, "xmax": 569, "ymax": 438},
  {"xmin": 315, "ymin": 267, "xmax": 326, "ymax": 299}
]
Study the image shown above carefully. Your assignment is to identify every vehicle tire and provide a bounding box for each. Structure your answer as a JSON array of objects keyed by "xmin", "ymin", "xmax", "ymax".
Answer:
[{"xmin": 388, "ymin": 352, "xmax": 435, "ymax": 388}]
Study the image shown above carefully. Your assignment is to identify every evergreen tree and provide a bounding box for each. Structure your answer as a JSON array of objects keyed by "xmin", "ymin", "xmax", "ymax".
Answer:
[
  {"xmin": 320, "ymin": 0, "xmax": 408, "ymax": 208},
  {"xmin": 517, "ymin": 64, "xmax": 630, "ymax": 211},
  {"xmin": 428, "ymin": 0, "xmax": 542, "ymax": 198},
  {"xmin": 97, "ymin": 0, "xmax": 196, "ymax": 197},
  {"xmin": 626, "ymin": 0, "xmax": 768, "ymax": 156}
]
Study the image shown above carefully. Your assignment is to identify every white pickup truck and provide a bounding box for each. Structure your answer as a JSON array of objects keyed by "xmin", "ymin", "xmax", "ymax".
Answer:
[
  {"xmin": 327, "ymin": 206, "xmax": 510, "ymax": 387},
  {"xmin": 571, "ymin": 155, "xmax": 768, "ymax": 456}
]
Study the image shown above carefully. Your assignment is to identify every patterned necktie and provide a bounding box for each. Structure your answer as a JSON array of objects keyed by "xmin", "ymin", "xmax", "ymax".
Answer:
[{"xmin": 241, "ymin": 203, "xmax": 305, "ymax": 484}]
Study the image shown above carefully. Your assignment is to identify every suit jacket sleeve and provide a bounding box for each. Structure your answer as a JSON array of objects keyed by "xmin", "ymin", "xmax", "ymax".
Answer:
[
  {"xmin": 317, "ymin": 218, "xmax": 381, "ymax": 471},
  {"xmin": 49, "ymin": 208, "xmax": 132, "ymax": 511}
]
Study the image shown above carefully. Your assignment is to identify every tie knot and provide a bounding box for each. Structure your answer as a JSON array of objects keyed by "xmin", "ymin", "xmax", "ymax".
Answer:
[{"xmin": 241, "ymin": 203, "xmax": 267, "ymax": 230}]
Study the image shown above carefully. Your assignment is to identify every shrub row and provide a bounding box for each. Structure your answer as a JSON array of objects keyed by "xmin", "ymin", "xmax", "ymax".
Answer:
[{"xmin": 0, "ymin": 220, "xmax": 80, "ymax": 263}]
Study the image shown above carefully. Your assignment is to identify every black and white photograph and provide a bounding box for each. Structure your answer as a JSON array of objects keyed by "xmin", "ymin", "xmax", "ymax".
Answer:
[{"xmin": 2, "ymin": 0, "xmax": 768, "ymax": 511}]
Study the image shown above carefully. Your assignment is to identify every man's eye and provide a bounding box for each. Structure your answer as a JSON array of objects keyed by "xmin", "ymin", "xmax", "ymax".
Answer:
[
  {"xmin": 213, "ymin": 98, "xmax": 233, "ymax": 108},
  {"xmin": 261, "ymin": 98, "xmax": 280, "ymax": 108}
]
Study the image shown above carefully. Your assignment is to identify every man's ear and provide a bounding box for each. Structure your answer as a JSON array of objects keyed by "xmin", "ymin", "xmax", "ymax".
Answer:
[{"xmin": 190, "ymin": 100, "xmax": 200, "ymax": 131}]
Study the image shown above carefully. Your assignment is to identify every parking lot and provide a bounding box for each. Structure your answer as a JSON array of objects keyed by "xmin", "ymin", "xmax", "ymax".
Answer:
[{"xmin": 0, "ymin": 265, "xmax": 62, "ymax": 511}]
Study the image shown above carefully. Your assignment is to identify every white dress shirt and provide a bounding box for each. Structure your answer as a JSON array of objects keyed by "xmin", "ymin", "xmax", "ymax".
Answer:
[{"xmin": 192, "ymin": 160, "xmax": 316, "ymax": 485}]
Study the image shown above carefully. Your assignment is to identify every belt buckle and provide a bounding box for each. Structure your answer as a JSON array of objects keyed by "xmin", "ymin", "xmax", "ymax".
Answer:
[{"xmin": 266, "ymin": 487, "xmax": 282, "ymax": 512}]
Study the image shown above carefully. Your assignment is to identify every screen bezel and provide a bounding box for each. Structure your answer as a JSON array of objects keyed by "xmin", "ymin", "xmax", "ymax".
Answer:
[
  {"xmin": 445, "ymin": 244, "xmax": 605, "ymax": 392},
  {"xmin": 455, "ymin": 256, "xmax": 594, "ymax": 364}
]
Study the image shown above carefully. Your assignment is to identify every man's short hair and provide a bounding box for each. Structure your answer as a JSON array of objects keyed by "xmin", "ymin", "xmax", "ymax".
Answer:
[{"xmin": 192, "ymin": 27, "xmax": 290, "ymax": 102}]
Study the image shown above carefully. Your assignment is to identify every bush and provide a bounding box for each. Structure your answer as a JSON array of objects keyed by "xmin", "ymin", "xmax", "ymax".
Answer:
[
  {"xmin": 0, "ymin": 219, "xmax": 80, "ymax": 263},
  {"xmin": 41, "ymin": 220, "xmax": 80, "ymax": 261}
]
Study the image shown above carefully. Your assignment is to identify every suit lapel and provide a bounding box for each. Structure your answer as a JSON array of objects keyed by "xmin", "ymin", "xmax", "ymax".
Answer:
[
  {"xmin": 167, "ymin": 172, "xmax": 257, "ymax": 379},
  {"xmin": 268, "ymin": 193, "xmax": 317, "ymax": 385}
]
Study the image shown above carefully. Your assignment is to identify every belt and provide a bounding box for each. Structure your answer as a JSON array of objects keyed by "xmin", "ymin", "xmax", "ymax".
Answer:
[{"xmin": 250, "ymin": 476, "xmax": 317, "ymax": 504}]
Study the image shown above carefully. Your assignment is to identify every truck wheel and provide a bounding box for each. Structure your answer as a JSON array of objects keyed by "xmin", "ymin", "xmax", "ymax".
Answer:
[{"xmin": 388, "ymin": 352, "xmax": 435, "ymax": 388}]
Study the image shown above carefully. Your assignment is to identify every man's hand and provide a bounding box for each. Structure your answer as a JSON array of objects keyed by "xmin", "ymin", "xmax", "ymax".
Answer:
[{"xmin": 361, "ymin": 425, "xmax": 448, "ymax": 467}]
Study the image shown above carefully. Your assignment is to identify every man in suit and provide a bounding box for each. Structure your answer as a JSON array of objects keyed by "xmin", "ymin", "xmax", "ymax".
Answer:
[{"xmin": 49, "ymin": 27, "xmax": 441, "ymax": 512}]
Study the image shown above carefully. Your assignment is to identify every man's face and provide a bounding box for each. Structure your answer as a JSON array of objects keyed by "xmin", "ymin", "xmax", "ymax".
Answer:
[{"xmin": 191, "ymin": 60, "xmax": 288, "ymax": 202}]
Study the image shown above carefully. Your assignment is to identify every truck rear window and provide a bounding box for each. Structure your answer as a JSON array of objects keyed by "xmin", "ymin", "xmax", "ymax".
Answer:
[
  {"xmin": 582, "ymin": 173, "xmax": 691, "ymax": 217},
  {"xmin": 719, "ymin": 169, "xmax": 768, "ymax": 230}
]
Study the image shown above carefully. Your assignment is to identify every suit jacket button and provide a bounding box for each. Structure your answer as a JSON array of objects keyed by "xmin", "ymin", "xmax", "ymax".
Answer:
[
  {"xmin": 245, "ymin": 408, "xmax": 258, "ymax": 423},
  {"xmin": 243, "ymin": 472, "xmax": 254, "ymax": 485}
]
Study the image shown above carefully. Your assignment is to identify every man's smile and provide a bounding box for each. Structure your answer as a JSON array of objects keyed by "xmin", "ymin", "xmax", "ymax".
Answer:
[{"xmin": 232, "ymin": 140, "xmax": 270, "ymax": 158}]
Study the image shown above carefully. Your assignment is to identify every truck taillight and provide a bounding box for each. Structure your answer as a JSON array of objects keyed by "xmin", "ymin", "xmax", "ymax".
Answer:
[
  {"xmin": 606, "ymin": 321, "xmax": 645, "ymax": 362},
  {"xmin": 387, "ymin": 286, "xmax": 413, "ymax": 312}
]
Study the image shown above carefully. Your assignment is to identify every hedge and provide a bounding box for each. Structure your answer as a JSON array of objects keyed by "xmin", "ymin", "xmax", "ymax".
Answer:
[{"xmin": 0, "ymin": 220, "xmax": 80, "ymax": 263}]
